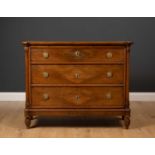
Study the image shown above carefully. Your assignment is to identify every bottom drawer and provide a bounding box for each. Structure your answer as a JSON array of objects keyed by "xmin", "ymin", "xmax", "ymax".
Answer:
[{"xmin": 31, "ymin": 87, "xmax": 124, "ymax": 108}]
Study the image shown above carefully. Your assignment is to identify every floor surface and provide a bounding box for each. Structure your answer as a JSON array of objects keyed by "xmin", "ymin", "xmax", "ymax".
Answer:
[{"xmin": 0, "ymin": 101, "xmax": 155, "ymax": 138}]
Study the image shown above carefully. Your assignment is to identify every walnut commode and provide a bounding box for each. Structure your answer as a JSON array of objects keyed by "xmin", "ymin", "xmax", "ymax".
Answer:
[{"xmin": 22, "ymin": 41, "xmax": 133, "ymax": 129}]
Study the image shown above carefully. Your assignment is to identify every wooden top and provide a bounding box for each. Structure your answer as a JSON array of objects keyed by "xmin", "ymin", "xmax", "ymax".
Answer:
[{"xmin": 22, "ymin": 41, "xmax": 133, "ymax": 46}]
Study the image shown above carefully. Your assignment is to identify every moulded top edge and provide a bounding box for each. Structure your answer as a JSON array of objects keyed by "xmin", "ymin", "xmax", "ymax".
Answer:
[{"xmin": 22, "ymin": 41, "xmax": 133, "ymax": 46}]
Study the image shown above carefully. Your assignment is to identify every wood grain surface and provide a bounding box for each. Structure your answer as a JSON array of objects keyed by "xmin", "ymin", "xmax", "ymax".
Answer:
[
  {"xmin": 31, "ymin": 65, "xmax": 124, "ymax": 84},
  {"xmin": 30, "ymin": 46, "xmax": 125, "ymax": 63},
  {"xmin": 31, "ymin": 86, "xmax": 124, "ymax": 108}
]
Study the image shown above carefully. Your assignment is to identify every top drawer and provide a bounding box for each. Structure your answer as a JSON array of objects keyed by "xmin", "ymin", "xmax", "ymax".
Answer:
[{"xmin": 30, "ymin": 46, "xmax": 126, "ymax": 63}]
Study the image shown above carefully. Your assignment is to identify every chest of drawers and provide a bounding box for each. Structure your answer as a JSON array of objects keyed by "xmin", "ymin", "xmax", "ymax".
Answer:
[{"xmin": 22, "ymin": 41, "xmax": 133, "ymax": 129}]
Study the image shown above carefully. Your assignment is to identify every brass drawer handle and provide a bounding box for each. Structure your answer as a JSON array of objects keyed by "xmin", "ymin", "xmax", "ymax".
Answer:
[
  {"xmin": 106, "ymin": 71, "xmax": 113, "ymax": 78},
  {"xmin": 75, "ymin": 73, "xmax": 80, "ymax": 79},
  {"xmin": 43, "ymin": 52, "xmax": 49, "ymax": 59},
  {"xmin": 42, "ymin": 72, "xmax": 49, "ymax": 78},
  {"xmin": 43, "ymin": 93, "xmax": 49, "ymax": 100},
  {"xmin": 75, "ymin": 50, "xmax": 80, "ymax": 57},
  {"xmin": 106, "ymin": 52, "xmax": 112, "ymax": 58},
  {"xmin": 106, "ymin": 93, "xmax": 112, "ymax": 99}
]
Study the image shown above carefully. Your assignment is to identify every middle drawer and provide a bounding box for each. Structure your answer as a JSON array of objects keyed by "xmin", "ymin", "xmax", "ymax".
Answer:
[{"xmin": 31, "ymin": 65, "xmax": 124, "ymax": 84}]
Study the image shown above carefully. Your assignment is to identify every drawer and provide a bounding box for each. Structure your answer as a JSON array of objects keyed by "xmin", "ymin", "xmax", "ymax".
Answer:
[
  {"xmin": 30, "ymin": 46, "xmax": 125, "ymax": 63},
  {"xmin": 31, "ymin": 65, "xmax": 124, "ymax": 84},
  {"xmin": 31, "ymin": 87, "xmax": 124, "ymax": 108}
]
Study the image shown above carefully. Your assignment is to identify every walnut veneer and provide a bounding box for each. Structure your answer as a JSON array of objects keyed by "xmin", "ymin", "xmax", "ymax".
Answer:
[{"xmin": 22, "ymin": 41, "xmax": 133, "ymax": 129}]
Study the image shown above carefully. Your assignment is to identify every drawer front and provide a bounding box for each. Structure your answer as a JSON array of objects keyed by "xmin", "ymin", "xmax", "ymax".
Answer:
[
  {"xmin": 30, "ymin": 46, "xmax": 125, "ymax": 63},
  {"xmin": 31, "ymin": 65, "xmax": 124, "ymax": 84},
  {"xmin": 31, "ymin": 87, "xmax": 124, "ymax": 108}
]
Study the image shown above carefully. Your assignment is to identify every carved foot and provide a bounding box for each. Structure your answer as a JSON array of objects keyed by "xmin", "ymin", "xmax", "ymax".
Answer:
[
  {"xmin": 122, "ymin": 115, "xmax": 124, "ymax": 120},
  {"xmin": 124, "ymin": 115, "xmax": 130, "ymax": 129},
  {"xmin": 25, "ymin": 117, "xmax": 31, "ymax": 128}
]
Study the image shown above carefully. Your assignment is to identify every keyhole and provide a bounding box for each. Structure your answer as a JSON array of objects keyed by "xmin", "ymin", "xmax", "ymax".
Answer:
[{"xmin": 75, "ymin": 50, "xmax": 80, "ymax": 57}]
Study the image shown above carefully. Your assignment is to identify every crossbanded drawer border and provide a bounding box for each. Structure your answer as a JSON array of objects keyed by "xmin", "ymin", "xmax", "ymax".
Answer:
[{"xmin": 0, "ymin": 92, "xmax": 155, "ymax": 101}]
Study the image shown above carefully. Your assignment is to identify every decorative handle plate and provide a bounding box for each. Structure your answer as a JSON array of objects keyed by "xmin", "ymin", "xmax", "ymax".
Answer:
[
  {"xmin": 75, "ymin": 95, "xmax": 80, "ymax": 100},
  {"xmin": 75, "ymin": 95, "xmax": 80, "ymax": 104},
  {"xmin": 106, "ymin": 93, "xmax": 112, "ymax": 99},
  {"xmin": 106, "ymin": 52, "xmax": 112, "ymax": 58},
  {"xmin": 75, "ymin": 50, "xmax": 80, "ymax": 57},
  {"xmin": 106, "ymin": 71, "xmax": 113, "ymax": 78},
  {"xmin": 75, "ymin": 73, "xmax": 80, "ymax": 79},
  {"xmin": 43, "ymin": 52, "xmax": 49, "ymax": 59},
  {"xmin": 43, "ymin": 93, "xmax": 49, "ymax": 100},
  {"xmin": 42, "ymin": 72, "xmax": 49, "ymax": 78}
]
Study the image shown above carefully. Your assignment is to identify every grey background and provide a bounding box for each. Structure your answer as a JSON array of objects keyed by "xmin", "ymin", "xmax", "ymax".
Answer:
[{"xmin": 0, "ymin": 17, "xmax": 155, "ymax": 92}]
